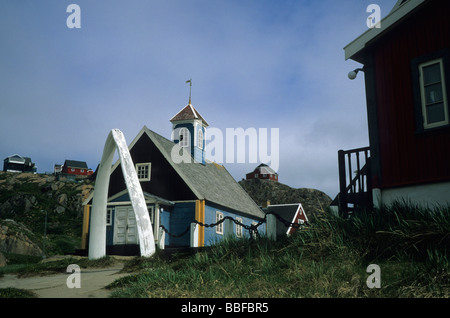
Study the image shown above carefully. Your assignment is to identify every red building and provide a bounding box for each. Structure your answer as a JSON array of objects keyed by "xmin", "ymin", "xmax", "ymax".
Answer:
[
  {"xmin": 246, "ymin": 164, "xmax": 278, "ymax": 182},
  {"xmin": 337, "ymin": 0, "xmax": 450, "ymax": 216},
  {"xmin": 61, "ymin": 160, "xmax": 93, "ymax": 176}
]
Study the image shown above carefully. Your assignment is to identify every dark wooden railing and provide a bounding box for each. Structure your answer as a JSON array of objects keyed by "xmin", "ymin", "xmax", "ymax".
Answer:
[{"xmin": 338, "ymin": 147, "xmax": 372, "ymax": 218}]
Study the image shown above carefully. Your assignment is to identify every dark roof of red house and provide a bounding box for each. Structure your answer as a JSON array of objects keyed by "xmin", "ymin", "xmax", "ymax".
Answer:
[{"xmin": 64, "ymin": 160, "xmax": 88, "ymax": 169}]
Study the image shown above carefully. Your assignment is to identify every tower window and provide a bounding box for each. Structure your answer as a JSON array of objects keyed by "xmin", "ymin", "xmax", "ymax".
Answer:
[
  {"xmin": 179, "ymin": 127, "xmax": 189, "ymax": 148},
  {"xmin": 197, "ymin": 129, "xmax": 203, "ymax": 149}
]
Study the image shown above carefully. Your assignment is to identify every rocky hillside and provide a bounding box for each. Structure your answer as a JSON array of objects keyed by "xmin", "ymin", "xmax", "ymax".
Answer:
[
  {"xmin": 0, "ymin": 219, "xmax": 43, "ymax": 257},
  {"xmin": 0, "ymin": 172, "xmax": 93, "ymax": 257},
  {"xmin": 0, "ymin": 171, "xmax": 331, "ymax": 261},
  {"xmin": 239, "ymin": 179, "xmax": 332, "ymax": 221}
]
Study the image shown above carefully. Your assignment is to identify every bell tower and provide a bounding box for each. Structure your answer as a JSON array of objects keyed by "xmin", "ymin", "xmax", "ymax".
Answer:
[{"xmin": 170, "ymin": 82, "xmax": 208, "ymax": 164}]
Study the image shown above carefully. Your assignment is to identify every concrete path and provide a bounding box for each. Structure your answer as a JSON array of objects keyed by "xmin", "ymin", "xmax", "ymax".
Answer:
[{"xmin": 0, "ymin": 260, "xmax": 131, "ymax": 298}]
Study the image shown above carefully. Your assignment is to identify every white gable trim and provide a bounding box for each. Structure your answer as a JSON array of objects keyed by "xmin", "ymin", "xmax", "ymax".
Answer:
[
  {"xmin": 189, "ymin": 104, "xmax": 198, "ymax": 119},
  {"xmin": 286, "ymin": 203, "xmax": 309, "ymax": 235}
]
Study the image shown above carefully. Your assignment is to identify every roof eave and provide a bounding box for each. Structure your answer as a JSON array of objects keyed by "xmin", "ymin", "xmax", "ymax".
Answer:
[{"xmin": 344, "ymin": 0, "xmax": 427, "ymax": 62}]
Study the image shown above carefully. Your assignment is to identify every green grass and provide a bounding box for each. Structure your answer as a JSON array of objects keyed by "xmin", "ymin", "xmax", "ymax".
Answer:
[
  {"xmin": 108, "ymin": 203, "xmax": 449, "ymax": 298},
  {"xmin": 0, "ymin": 288, "xmax": 37, "ymax": 298},
  {"xmin": 1, "ymin": 202, "xmax": 448, "ymax": 298}
]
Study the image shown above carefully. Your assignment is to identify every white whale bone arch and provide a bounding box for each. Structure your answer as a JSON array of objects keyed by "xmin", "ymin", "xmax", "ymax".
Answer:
[{"xmin": 89, "ymin": 129, "xmax": 156, "ymax": 260}]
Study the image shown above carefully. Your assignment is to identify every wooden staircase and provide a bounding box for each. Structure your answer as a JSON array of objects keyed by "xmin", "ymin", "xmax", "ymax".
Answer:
[{"xmin": 335, "ymin": 147, "xmax": 372, "ymax": 218}]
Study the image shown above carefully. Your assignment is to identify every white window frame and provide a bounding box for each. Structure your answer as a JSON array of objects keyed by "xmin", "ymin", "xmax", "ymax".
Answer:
[
  {"xmin": 179, "ymin": 127, "xmax": 189, "ymax": 148},
  {"xmin": 419, "ymin": 58, "xmax": 449, "ymax": 129},
  {"xmin": 147, "ymin": 206, "xmax": 154, "ymax": 224},
  {"xmin": 251, "ymin": 222, "xmax": 258, "ymax": 239},
  {"xmin": 216, "ymin": 211, "xmax": 224, "ymax": 235},
  {"xmin": 135, "ymin": 162, "xmax": 151, "ymax": 181},
  {"xmin": 106, "ymin": 208, "xmax": 113, "ymax": 226},
  {"xmin": 197, "ymin": 129, "xmax": 203, "ymax": 149},
  {"xmin": 235, "ymin": 217, "xmax": 243, "ymax": 238}
]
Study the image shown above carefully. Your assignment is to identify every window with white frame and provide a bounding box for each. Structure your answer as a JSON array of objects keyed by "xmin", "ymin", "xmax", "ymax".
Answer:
[
  {"xmin": 251, "ymin": 222, "xmax": 258, "ymax": 239},
  {"xmin": 216, "ymin": 211, "xmax": 224, "ymax": 235},
  {"xmin": 419, "ymin": 58, "xmax": 449, "ymax": 129},
  {"xmin": 236, "ymin": 217, "xmax": 243, "ymax": 237},
  {"xmin": 179, "ymin": 127, "xmax": 189, "ymax": 147},
  {"xmin": 147, "ymin": 206, "xmax": 154, "ymax": 224},
  {"xmin": 106, "ymin": 208, "xmax": 113, "ymax": 226},
  {"xmin": 136, "ymin": 162, "xmax": 151, "ymax": 181},
  {"xmin": 197, "ymin": 129, "xmax": 203, "ymax": 149}
]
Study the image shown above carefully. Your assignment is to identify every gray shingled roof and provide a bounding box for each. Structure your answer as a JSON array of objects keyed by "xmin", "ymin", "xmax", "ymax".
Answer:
[
  {"xmin": 264, "ymin": 204, "xmax": 300, "ymax": 234},
  {"xmin": 143, "ymin": 126, "xmax": 265, "ymax": 219},
  {"xmin": 64, "ymin": 160, "xmax": 88, "ymax": 169}
]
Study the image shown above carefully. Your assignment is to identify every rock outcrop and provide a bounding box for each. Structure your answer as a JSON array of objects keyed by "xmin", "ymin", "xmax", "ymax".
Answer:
[
  {"xmin": 0, "ymin": 171, "xmax": 93, "ymax": 237},
  {"xmin": 239, "ymin": 178, "xmax": 332, "ymax": 221},
  {"xmin": 0, "ymin": 219, "xmax": 43, "ymax": 257}
]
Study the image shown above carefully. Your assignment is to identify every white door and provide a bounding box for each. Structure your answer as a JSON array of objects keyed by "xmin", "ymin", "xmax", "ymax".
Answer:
[{"xmin": 114, "ymin": 206, "xmax": 138, "ymax": 245}]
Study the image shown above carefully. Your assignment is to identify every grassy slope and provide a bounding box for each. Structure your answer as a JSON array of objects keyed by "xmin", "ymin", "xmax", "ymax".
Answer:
[{"xmin": 109, "ymin": 203, "xmax": 449, "ymax": 298}]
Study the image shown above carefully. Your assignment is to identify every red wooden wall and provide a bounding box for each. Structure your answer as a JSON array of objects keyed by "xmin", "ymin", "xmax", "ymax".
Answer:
[
  {"xmin": 372, "ymin": 0, "xmax": 450, "ymax": 189},
  {"xmin": 62, "ymin": 166, "xmax": 90, "ymax": 175},
  {"xmin": 246, "ymin": 172, "xmax": 278, "ymax": 182}
]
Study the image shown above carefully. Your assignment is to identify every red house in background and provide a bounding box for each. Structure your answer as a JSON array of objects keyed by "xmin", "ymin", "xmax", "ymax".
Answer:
[
  {"xmin": 61, "ymin": 160, "xmax": 93, "ymax": 176},
  {"xmin": 246, "ymin": 164, "xmax": 278, "ymax": 182},
  {"xmin": 336, "ymin": 0, "xmax": 450, "ymax": 216}
]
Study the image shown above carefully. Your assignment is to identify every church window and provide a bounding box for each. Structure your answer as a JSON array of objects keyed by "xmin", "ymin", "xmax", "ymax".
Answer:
[
  {"xmin": 198, "ymin": 129, "xmax": 203, "ymax": 149},
  {"xmin": 136, "ymin": 162, "xmax": 151, "ymax": 181},
  {"xmin": 179, "ymin": 127, "xmax": 189, "ymax": 147},
  {"xmin": 216, "ymin": 212, "xmax": 224, "ymax": 234}
]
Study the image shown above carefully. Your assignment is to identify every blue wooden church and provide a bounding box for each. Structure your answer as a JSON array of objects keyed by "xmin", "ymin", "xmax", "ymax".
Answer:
[{"xmin": 82, "ymin": 102, "xmax": 265, "ymax": 255}]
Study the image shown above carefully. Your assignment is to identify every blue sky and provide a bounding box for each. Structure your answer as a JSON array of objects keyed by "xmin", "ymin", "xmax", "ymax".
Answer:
[{"xmin": 0, "ymin": 0, "xmax": 397, "ymax": 198}]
